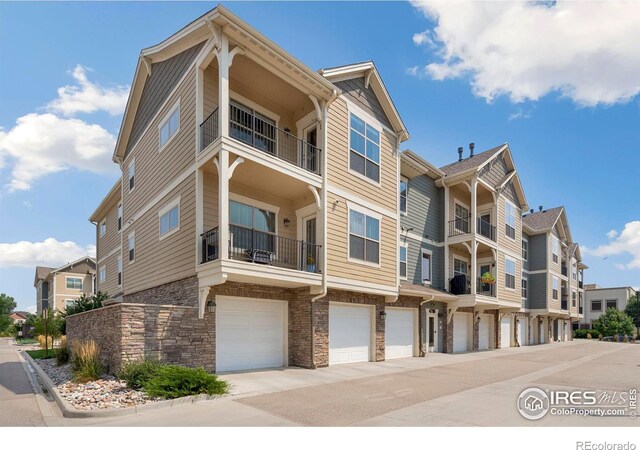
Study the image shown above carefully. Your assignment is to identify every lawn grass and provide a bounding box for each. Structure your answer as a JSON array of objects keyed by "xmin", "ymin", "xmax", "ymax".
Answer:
[
  {"xmin": 26, "ymin": 349, "xmax": 55, "ymax": 360},
  {"xmin": 16, "ymin": 338, "xmax": 38, "ymax": 345}
]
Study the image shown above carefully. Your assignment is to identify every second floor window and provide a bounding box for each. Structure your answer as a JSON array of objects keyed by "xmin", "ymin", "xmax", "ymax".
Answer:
[
  {"xmin": 572, "ymin": 291, "xmax": 577, "ymax": 307},
  {"xmin": 399, "ymin": 245, "xmax": 407, "ymax": 279},
  {"xmin": 453, "ymin": 258, "xmax": 468, "ymax": 277},
  {"xmin": 349, "ymin": 209, "xmax": 379, "ymax": 264},
  {"xmin": 128, "ymin": 233, "xmax": 135, "ymax": 262},
  {"xmin": 159, "ymin": 201, "xmax": 180, "ymax": 238},
  {"xmin": 552, "ymin": 276, "xmax": 559, "ymax": 300},
  {"xmin": 159, "ymin": 102, "xmax": 180, "ymax": 149},
  {"xmin": 552, "ymin": 236, "xmax": 559, "ymax": 263},
  {"xmin": 66, "ymin": 277, "xmax": 83, "ymax": 290},
  {"xmin": 522, "ymin": 239, "xmax": 528, "ymax": 261},
  {"xmin": 117, "ymin": 204, "xmax": 122, "ymax": 231},
  {"xmin": 421, "ymin": 250, "xmax": 432, "ymax": 284},
  {"xmin": 591, "ymin": 299, "xmax": 602, "ymax": 312},
  {"xmin": 505, "ymin": 257, "xmax": 516, "ymax": 289},
  {"xmin": 349, "ymin": 113, "xmax": 380, "ymax": 183},
  {"xmin": 505, "ymin": 202, "xmax": 516, "ymax": 239},
  {"xmin": 572, "ymin": 262, "xmax": 577, "ymax": 280},
  {"xmin": 100, "ymin": 220, "xmax": 106, "ymax": 237},
  {"xmin": 521, "ymin": 275, "xmax": 528, "ymax": 299},
  {"xmin": 128, "ymin": 159, "xmax": 135, "ymax": 191},
  {"xmin": 117, "ymin": 256, "xmax": 122, "ymax": 286},
  {"xmin": 606, "ymin": 299, "xmax": 617, "ymax": 310},
  {"xmin": 455, "ymin": 203, "xmax": 470, "ymax": 233},
  {"xmin": 399, "ymin": 178, "xmax": 408, "ymax": 214},
  {"xmin": 99, "ymin": 266, "xmax": 106, "ymax": 283}
]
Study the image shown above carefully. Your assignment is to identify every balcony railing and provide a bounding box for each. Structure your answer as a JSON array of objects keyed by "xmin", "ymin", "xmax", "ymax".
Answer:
[
  {"xmin": 200, "ymin": 108, "xmax": 219, "ymax": 151},
  {"xmin": 476, "ymin": 278, "xmax": 496, "ymax": 297},
  {"xmin": 448, "ymin": 217, "xmax": 470, "ymax": 237},
  {"xmin": 477, "ymin": 218, "xmax": 496, "ymax": 241},
  {"xmin": 200, "ymin": 225, "xmax": 321, "ymax": 273},
  {"xmin": 561, "ymin": 299, "xmax": 568, "ymax": 310},
  {"xmin": 561, "ymin": 265, "xmax": 568, "ymax": 276},
  {"xmin": 579, "ymin": 280, "xmax": 583, "ymax": 289}
]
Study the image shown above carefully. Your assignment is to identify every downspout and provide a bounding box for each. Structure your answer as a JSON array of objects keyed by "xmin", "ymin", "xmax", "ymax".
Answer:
[
  {"xmin": 419, "ymin": 295, "xmax": 435, "ymax": 356},
  {"xmin": 310, "ymin": 90, "xmax": 338, "ymax": 368}
]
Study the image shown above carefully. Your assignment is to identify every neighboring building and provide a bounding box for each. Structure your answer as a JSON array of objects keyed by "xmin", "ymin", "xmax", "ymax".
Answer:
[
  {"xmin": 9, "ymin": 312, "xmax": 28, "ymax": 325},
  {"xmin": 522, "ymin": 207, "xmax": 587, "ymax": 340},
  {"xmin": 34, "ymin": 257, "xmax": 96, "ymax": 315},
  {"xmin": 583, "ymin": 286, "xmax": 637, "ymax": 329}
]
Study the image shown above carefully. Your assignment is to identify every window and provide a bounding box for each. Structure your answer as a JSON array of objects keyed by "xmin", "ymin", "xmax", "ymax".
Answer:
[
  {"xmin": 453, "ymin": 258, "xmax": 468, "ymax": 277},
  {"xmin": 159, "ymin": 199, "xmax": 180, "ymax": 238},
  {"xmin": 399, "ymin": 245, "xmax": 407, "ymax": 279},
  {"xmin": 505, "ymin": 202, "xmax": 516, "ymax": 239},
  {"xmin": 591, "ymin": 300, "xmax": 602, "ymax": 312},
  {"xmin": 421, "ymin": 250, "xmax": 432, "ymax": 284},
  {"xmin": 552, "ymin": 276, "xmax": 559, "ymax": 300},
  {"xmin": 128, "ymin": 232, "xmax": 135, "ymax": 262},
  {"xmin": 349, "ymin": 209, "xmax": 380, "ymax": 264},
  {"xmin": 100, "ymin": 220, "xmax": 106, "ymax": 237},
  {"xmin": 505, "ymin": 257, "xmax": 516, "ymax": 289},
  {"xmin": 552, "ymin": 236, "xmax": 559, "ymax": 263},
  {"xmin": 522, "ymin": 239, "xmax": 528, "ymax": 261},
  {"xmin": 572, "ymin": 291, "xmax": 577, "ymax": 307},
  {"xmin": 230, "ymin": 199, "xmax": 277, "ymax": 254},
  {"xmin": 65, "ymin": 299, "xmax": 78, "ymax": 308},
  {"xmin": 455, "ymin": 203, "xmax": 470, "ymax": 233},
  {"xmin": 159, "ymin": 102, "xmax": 180, "ymax": 149},
  {"xmin": 572, "ymin": 262, "xmax": 577, "ymax": 280},
  {"xmin": 522, "ymin": 275, "xmax": 528, "ymax": 299},
  {"xmin": 606, "ymin": 299, "xmax": 617, "ymax": 310},
  {"xmin": 400, "ymin": 178, "xmax": 408, "ymax": 214},
  {"xmin": 99, "ymin": 265, "xmax": 106, "ymax": 283},
  {"xmin": 66, "ymin": 277, "xmax": 83, "ymax": 290},
  {"xmin": 117, "ymin": 204, "xmax": 122, "ymax": 231},
  {"xmin": 349, "ymin": 113, "xmax": 380, "ymax": 183},
  {"xmin": 128, "ymin": 159, "xmax": 135, "ymax": 191},
  {"xmin": 117, "ymin": 256, "xmax": 122, "ymax": 287}
]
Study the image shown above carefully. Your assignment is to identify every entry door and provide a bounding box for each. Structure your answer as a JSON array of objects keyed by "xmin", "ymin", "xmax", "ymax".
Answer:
[
  {"xmin": 302, "ymin": 126, "xmax": 318, "ymax": 172},
  {"xmin": 427, "ymin": 313, "xmax": 438, "ymax": 352},
  {"xmin": 478, "ymin": 263, "xmax": 492, "ymax": 295},
  {"xmin": 303, "ymin": 216, "xmax": 317, "ymax": 272},
  {"xmin": 478, "ymin": 212, "xmax": 492, "ymax": 239}
]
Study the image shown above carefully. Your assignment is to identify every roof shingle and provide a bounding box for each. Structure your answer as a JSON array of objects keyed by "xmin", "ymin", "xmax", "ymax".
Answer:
[
  {"xmin": 522, "ymin": 207, "xmax": 564, "ymax": 231},
  {"xmin": 440, "ymin": 144, "xmax": 505, "ymax": 177}
]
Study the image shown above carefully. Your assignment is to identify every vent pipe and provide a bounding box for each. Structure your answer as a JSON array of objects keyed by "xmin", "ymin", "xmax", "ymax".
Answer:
[
  {"xmin": 458, "ymin": 147, "xmax": 464, "ymax": 162},
  {"xmin": 539, "ymin": 205, "xmax": 543, "ymax": 212},
  {"xmin": 469, "ymin": 142, "xmax": 475, "ymax": 158}
]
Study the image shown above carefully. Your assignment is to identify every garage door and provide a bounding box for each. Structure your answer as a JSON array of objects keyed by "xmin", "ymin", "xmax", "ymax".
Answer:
[
  {"xmin": 216, "ymin": 298, "xmax": 286, "ymax": 372},
  {"xmin": 478, "ymin": 314, "xmax": 492, "ymax": 350},
  {"xmin": 385, "ymin": 308, "xmax": 416, "ymax": 359},
  {"xmin": 329, "ymin": 304, "xmax": 372, "ymax": 365},
  {"xmin": 539, "ymin": 320, "xmax": 546, "ymax": 344},
  {"xmin": 453, "ymin": 312, "xmax": 470, "ymax": 352},
  {"xmin": 518, "ymin": 319, "xmax": 528, "ymax": 346},
  {"xmin": 564, "ymin": 320, "xmax": 570, "ymax": 341},
  {"xmin": 501, "ymin": 317, "xmax": 512, "ymax": 348}
]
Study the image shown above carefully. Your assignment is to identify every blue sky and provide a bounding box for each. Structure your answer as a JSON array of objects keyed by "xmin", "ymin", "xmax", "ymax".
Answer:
[{"xmin": 1, "ymin": 1, "xmax": 638, "ymax": 312}]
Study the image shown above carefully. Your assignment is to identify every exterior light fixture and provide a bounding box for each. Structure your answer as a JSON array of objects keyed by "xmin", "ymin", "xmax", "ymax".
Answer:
[
  {"xmin": 206, "ymin": 300, "xmax": 216, "ymax": 314},
  {"xmin": 379, "ymin": 310, "xmax": 387, "ymax": 320},
  {"xmin": 283, "ymin": 218, "xmax": 291, "ymax": 228}
]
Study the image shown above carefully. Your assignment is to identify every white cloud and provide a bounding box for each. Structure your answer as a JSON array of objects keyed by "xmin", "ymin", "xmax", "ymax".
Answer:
[
  {"xmin": 410, "ymin": 1, "xmax": 640, "ymax": 106},
  {"xmin": 583, "ymin": 221, "xmax": 640, "ymax": 270},
  {"xmin": 412, "ymin": 30, "xmax": 435, "ymax": 47},
  {"xmin": 508, "ymin": 109, "xmax": 531, "ymax": 121},
  {"xmin": 47, "ymin": 65, "xmax": 129, "ymax": 116},
  {"xmin": 22, "ymin": 200, "xmax": 32, "ymax": 208},
  {"xmin": 0, "ymin": 113, "xmax": 117, "ymax": 191},
  {"xmin": 0, "ymin": 238, "xmax": 96, "ymax": 268},
  {"xmin": 406, "ymin": 66, "xmax": 420, "ymax": 77},
  {"xmin": 607, "ymin": 229, "xmax": 619, "ymax": 239},
  {"xmin": 26, "ymin": 305, "xmax": 37, "ymax": 314}
]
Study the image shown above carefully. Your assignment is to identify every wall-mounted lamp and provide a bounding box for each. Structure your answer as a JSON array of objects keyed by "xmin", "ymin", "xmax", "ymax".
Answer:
[
  {"xmin": 283, "ymin": 218, "xmax": 291, "ymax": 228},
  {"xmin": 284, "ymin": 128, "xmax": 291, "ymax": 133},
  {"xmin": 379, "ymin": 310, "xmax": 387, "ymax": 320},
  {"xmin": 206, "ymin": 300, "xmax": 216, "ymax": 314}
]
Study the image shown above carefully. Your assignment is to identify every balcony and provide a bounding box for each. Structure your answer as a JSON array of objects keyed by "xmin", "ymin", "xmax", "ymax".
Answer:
[
  {"xmin": 477, "ymin": 218, "xmax": 496, "ymax": 242},
  {"xmin": 561, "ymin": 298, "xmax": 568, "ymax": 311},
  {"xmin": 579, "ymin": 280, "xmax": 583, "ymax": 289},
  {"xmin": 199, "ymin": 105, "xmax": 322, "ymax": 176},
  {"xmin": 201, "ymin": 225, "xmax": 321, "ymax": 273},
  {"xmin": 448, "ymin": 217, "xmax": 470, "ymax": 238},
  {"xmin": 476, "ymin": 278, "xmax": 496, "ymax": 297},
  {"xmin": 579, "ymin": 306, "xmax": 583, "ymax": 314},
  {"xmin": 561, "ymin": 265, "xmax": 568, "ymax": 276}
]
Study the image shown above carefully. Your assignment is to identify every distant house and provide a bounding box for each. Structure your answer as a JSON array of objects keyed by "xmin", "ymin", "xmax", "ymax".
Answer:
[
  {"xmin": 9, "ymin": 311, "xmax": 28, "ymax": 325},
  {"xmin": 582, "ymin": 285, "xmax": 637, "ymax": 329},
  {"xmin": 34, "ymin": 257, "xmax": 97, "ymax": 316}
]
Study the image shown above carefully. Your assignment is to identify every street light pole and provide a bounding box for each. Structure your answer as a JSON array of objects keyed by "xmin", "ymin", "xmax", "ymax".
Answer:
[{"xmin": 43, "ymin": 309, "xmax": 49, "ymax": 358}]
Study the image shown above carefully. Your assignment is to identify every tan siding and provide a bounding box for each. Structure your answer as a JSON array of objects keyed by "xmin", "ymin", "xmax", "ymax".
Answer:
[
  {"xmin": 496, "ymin": 195, "xmax": 522, "ymax": 257},
  {"xmin": 326, "ymin": 192, "xmax": 396, "ymax": 287},
  {"xmin": 97, "ymin": 201, "xmax": 121, "ymax": 262},
  {"xmin": 97, "ymin": 253, "xmax": 121, "ymax": 297},
  {"xmin": 203, "ymin": 65, "xmax": 219, "ymax": 118},
  {"xmin": 124, "ymin": 175, "xmax": 196, "ymax": 294},
  {"xmin": 496, "ymin": 251, "xmax": 521, "ymax": 304},
  {"xmin": 203, "ymin": 171, "xmax": 218, "ymax": 232},
  {"xmin": 326, "ymin": 97, "xmax": 398, "ymax": 213}
]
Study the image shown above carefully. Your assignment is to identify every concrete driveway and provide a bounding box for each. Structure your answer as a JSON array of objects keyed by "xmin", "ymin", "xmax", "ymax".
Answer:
[{"xmin": 45, "ymin": 340, "xmax": 638, "ymax": 427}]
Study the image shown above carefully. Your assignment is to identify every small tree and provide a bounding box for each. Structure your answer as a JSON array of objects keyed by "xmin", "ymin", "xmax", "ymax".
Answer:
[
  {"xmin": 33, "ymin": 310, "xmax": 65, "ymax": 339},
  {"xmin": 63, "ymin": 292, "xmax": 107, "ymax": 317},
  {"xmin": 593, "ymin": 308, "xmax": 634, "ymax": 337},
  {"xmin": 625, "ymin": 293, "xmax": 640, "ymax": 335},
  {"xmin": 0, "ymin": 293, "xmax": 17, "ymax": 334}
]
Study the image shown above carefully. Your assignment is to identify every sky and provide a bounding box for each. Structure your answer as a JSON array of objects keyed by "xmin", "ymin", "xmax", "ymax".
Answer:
[{"xmin": 0, "ymin": 1, "xmax": 639, "ymax": 313}]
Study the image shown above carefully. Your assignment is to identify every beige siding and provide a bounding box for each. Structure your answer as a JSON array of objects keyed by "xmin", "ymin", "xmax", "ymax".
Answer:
[
  {"xmin": 203, "ymin": 171, "xmax": 218, "ymax": 233},
  {"xmin": 496, "ymin": 195, "xmax": 522, "ymax": 257},
  {"xmin": 326, "ymin": 97, "xmax": 398, "ymax": 213},
  {"xmin": 97, "ymin": 200, "xmax": 121, "ymax": 262},
  {"xmin": 203, "ymin": 65, "xmax": 219, "ymax": 119},
  {"xmin": 123, "ymin": 175, "xmax": 196, "ymax": 294},
  {"xmin": 53, "ymin": 272, "xmax": 93, "ymax": 312},
  {"xmin": 496, "ymin": 251, "xmax": 522, "ymax": 305},
  {"xmin": 97, "ymin": 253, "xmax": 121, "ymax": 297},
  {"xmin": 326, "ymin": 191, "xmax": 396, "ymax": 287}
]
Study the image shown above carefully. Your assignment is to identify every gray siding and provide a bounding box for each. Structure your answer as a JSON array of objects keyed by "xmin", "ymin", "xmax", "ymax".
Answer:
[
  {"xmin": 334, "ymin": 77, "xmax": 393, "ymax": 129},
  {"xmin": 479, "ymin": 154, "xmax": 508, "ymax": 187},
  {"xmin": 522, "ymin": 232, "xmax": 530, "ymax": 271},
  {"xmin": 529, "ymin": 233, "xmax": 547, "ymax": 271},
  {"xmin": 401, "ymin": 174, "xmax": 443, "ymax": 242},
  {"xmin": 403, "ymin": 236, "xmax": 444, "ymax": 291},
  {"xmin": 528, "ymin": 273, "xmax": 548, "ymax": 309},
  {"xmin": 125, "ymin": 42, "xmax": 205, "ymax": 157},
  {"xmin": 503, "ymin": 181, "xmax": 520, "ymax": 207}
]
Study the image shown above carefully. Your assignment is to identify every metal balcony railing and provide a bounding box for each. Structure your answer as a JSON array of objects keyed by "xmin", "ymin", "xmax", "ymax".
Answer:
[
  {"xmin": 477, "ymin": 218, "xmax": 496, "ymax": 242},
  {"xmin": 199, "ymin": 108, "xmax": 219, "ymax": 151},
  {"xmin": 476, "ymin": 278, "xmax": 496, "ymax": 297},
  {"xmin": 561, "ymin": 299, "xmax": 568, "ymax": 310},
  {"xmin": 448, "ymin": 217, "xmax": 470, "ymax": 237},
  {"xmin": 200, "ymin": 225, "xmax": 321, "ymax": 273}
]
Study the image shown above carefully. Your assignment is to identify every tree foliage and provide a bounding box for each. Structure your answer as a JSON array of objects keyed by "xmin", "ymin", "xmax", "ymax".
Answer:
[
  {"xmin": 624, "ymin": 294, "xmax": 640, "ymax": 331},
  {"xmin": 0, "ymin": 293, "xmax": 17, "ymax": 333},
  {"xmin": 33, "ymin": 310, "xmax": 65, "ymax": 339},
  {"xmin": 593, "ymin": 308, "xmax": 635, "ymax": 337},
  {"xmin": 63, "ymin": 292, "xmax": 107, "ymax": 317}
]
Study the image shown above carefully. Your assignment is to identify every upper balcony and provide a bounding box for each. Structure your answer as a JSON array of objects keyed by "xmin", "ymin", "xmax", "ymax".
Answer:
[{"xmin": 447, "ymin": 183, "xmax": 497, "ymax": 246}]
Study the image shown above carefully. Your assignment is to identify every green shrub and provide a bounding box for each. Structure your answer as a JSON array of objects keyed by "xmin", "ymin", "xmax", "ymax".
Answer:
[
  {"xmin": 142, "ymin": 365, "xmax": 229, "ymax": 399},
  {"xmin": 117, "ymin": 358, "xmax": 166, "ymax": 390},
  {"xmin": 573, "ymin": 329, "xmax": 594, "ymax": 339},
  {"xmin": 26, "ymin": 349, "xmax": 55, "ymax": 360},
  {"xmin": 71, "ymin": 340, "xmax": 103, "ymax": 382},
  {"xmin": 55, "ymin": 345, "xmax": 70, "ymax": 366}
]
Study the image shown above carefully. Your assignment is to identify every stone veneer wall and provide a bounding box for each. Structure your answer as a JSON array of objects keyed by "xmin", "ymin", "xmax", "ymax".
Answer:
[
  {"xmin": 124, "ymin": 276, "xmax": 198, "ymax": 307},
  {"xmin": 66, "ymin": 303, "xmax": 215, "ymax": 372}
]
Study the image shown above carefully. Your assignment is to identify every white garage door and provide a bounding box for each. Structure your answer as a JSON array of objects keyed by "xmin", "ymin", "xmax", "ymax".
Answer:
[
  {"xmin": 216, "ymin": 298, "xmax": 286, "ymax": 372},
  {"xmin": 564, "ymin": 320, "xmax": 570, "ymax": 341},
  {"xmin": 385, "ymin": 308, "xmax": 416, "ymax": 359},
  {"xmin": 540, "ymin": 320, "xmax": 546, "ymax": 344},
  {"xmin": 329, "ymin": 304, "xmax": 372, "ymax": 365},
  {"xmin": 453, "ymin": 312, "xmax": 470, "ymax": 352},
  {"xmin": 478, "ymin": 314, "xmax": 492, "ymax": 350},
  {"xmin": 518, "ymin": 319, "xmax": 528, "ymax": 346},
  {"xmin": 501, "ymin": 317, "xmax": 512, "ymax": 348}
]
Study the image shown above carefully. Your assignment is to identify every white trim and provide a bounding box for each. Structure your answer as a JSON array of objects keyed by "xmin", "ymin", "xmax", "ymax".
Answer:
[
  {"xmin": 347, "ymin": 105, "xmax": 382, "ymax": 187},
  {"xmin": 522, "ymin": 235, "xmax": 529, "ymax": 261},
  {"xmin": 64, "ymin": 276, "xmax": 84, "ymax": 290},
  {"xmin": 127, "ymin": 231, "xmax": 136, "ymax": 264},
  {"xmin": 504, "ymin": 198, "xmax": 517, "ymax": 241},
  {"xmin": 296, "ymin": 203, "xmax": 319, "ymax": 244},
  {"xmin": 342, "ymin": 95, "xmax": 392, "ymax": 136},
  {"xmin": 97, "ymin": 246, "xmax": 120, "ymax": 264},
  {"xmin": 399, "ymin": 241, "xmax": 408, "ymax": 281},
  {"xmin": 345, "ymin": 201, "xmax": 382, "ymax": 222},
  {"xmin": 420, "ymin": 248, "xmax": 433, "ymax": 285},
  {"xmin": 117, "ymin": 255, "xmax": 122, "ymax": 288},
  {"xmin": 524, "ymin": 269, "xmax": 547, "ymax": 275},
  {"xmin": 158, "ymin": 195, "xmax": 181, "ymax": 241},
  {"xmin": 400, "ymin": 176, "xmax": 408, "ymax": 216},
  {"xmin": 100, "ymin": 219, "xmax": 106, "ymax": 237},
  {"xmin": 326, "ymin": 275, "xmax": 398, "ymax": 296},
  {"xmin": 347, "ymin": 206, "xmax": 381, "ymax": 268},
  {"xmin": 296, "ymin": 111, "xmax": 317, "ymax": 137},
  {"xmin": 128, "ymin": 158, "xmax": 136, "ymax": 193},
  {"xmin": 348, "ymin": 166, "xmax": 381, "ymax": 188},
  {"xmin": 230, "ymin": 90, "xmax": 280, "ymax": 123},
  {"xmin": 504, "ymin": 256, "xmax": 516, "ymax": 290},
  {"xmin": 327, "ymin": 184, "xmax": 396, "ymax": 219},
  {"xmin": 453, "ymin": 197, "xmax": 470, "ymax": 212},
  {"xmin": 158, "ymin": 98, "xmax": 181, "ymax": 152},
  {"xmin": 403, "ymin": 231, "xmax": 444, "ymax": 247},
  {"xmin": 98, "ymin": 265, "xmax": 107, "ymax": 283},
  {"xmin": 229, "ymin": 193, "xmax": 280, "ymax": 216}
]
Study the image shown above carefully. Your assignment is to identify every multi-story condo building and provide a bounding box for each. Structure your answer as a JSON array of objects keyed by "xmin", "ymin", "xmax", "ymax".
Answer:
[
  {"xmin": 522, "ymin": 207, "xmax": 587, "ymax": 341},
  {"xmin": 34, "ymin": 257, "xmax": 96, "ymax": 315},
  {"xmin": 582, "ymin": 285, "xmax": 636, "ymax": 329}
]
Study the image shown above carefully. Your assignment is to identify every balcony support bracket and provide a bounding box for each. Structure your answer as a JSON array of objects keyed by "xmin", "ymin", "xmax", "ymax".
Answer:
[
  {"xmin": 447, "ymin": 306, "xmax": 458, "ymax": 323},
  {"xmin": 198, "ymin": 286, "xmax": 211, "ymax": 319},
  {"xmin": 385, "ymin": 295, "xmax": 398, "ymax": 303},
  {"xmin": 309, "ymin": 95, "xmax": 322, "ymax": 122},
  {"xmin": 228, "ymin": 157, "xmax": 245, "ymax": 179},
  {"xmin": 228, "ymin": 46, "xmax": 245, "ymax": 68},
  {"xmin": 308, "ymin": 185, "xmax": 321, "ymax": 209},
  {"xmin": 142, "ymin": 56, "xmax": 152, "ymax": 76}
]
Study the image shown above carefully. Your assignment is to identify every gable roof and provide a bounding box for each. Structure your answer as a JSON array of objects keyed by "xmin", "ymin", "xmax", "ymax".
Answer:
[
  {"xmin": 401, "ymin": 150, "xmax": 445, "ymax": 180},
  {"xmin": 319, "ymin": 61, "xmax": 409, "ymax": 142},
  {"xmin": 440, "ymin": 144, "xmax": 506, "ymax": 177},
  {"xmin": 34, "ymin": 266, "xmax": 53, "ymax": 287},
  {"xmin": 51, "ymin": 256, "xmax": 97, "ymax": 275},
  {"xmin": 89, "ymin": 179, "xmax": 121, "ymax": 223},
  {"xmin": 522, "ymin": 207, "xmax": 564, "ymax": 232},
  {"xmin": 10, "ymin": 311, "xmax": 28, "ymax": 320}
]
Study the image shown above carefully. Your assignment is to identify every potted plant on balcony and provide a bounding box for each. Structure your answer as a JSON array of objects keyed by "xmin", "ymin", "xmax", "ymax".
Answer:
[
  {"xmin": 481, "ymin": 272, "xmax": 496, "ymax": 285},
  {"xmin": 306, "ymin": 255, "xmax": 316, "ymax": 273}
]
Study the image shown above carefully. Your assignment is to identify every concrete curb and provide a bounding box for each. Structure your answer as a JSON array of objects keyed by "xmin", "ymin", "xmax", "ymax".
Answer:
[{"xmin": 22, "ymin": 352, "xmax": 220, "ymax": 418}]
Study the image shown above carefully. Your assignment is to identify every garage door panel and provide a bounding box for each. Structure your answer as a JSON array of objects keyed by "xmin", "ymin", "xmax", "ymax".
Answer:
[
  {"xmin": 478, "ymin": 314, "xmax": 492, "ymax": 350},
  {"xmin": 329, "ymin": 304, "xmax": 372, "ymax": 365},
  {"xmin": 501, "ymin": 317, "xmax": 511, "ymax": 348},
  {"xmin": 453, "ymin": 313, "xmax": 469, "ymax": 352},
  {"xmin": 386, "ymin": 308, "xmax": 416, "ymax": 359},
  {"xmin": 518, "ymin": 319, "xmax": 528, "ymax": 346}
]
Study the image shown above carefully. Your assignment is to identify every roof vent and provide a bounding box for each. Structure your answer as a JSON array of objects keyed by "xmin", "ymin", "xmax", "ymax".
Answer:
[
  {"xmin": 539, "ymin": 205, "xmax": 543, "ymax": 212},
  {"xmin": 530, "ymin": 209, "xmax": 534, "ymax": 214},
  {"xmin": 469, "ymin": 142, "xmax": 475, "ymax": 158},
  {"xmin": 458, "ymin": 147, "xmax": 464, "ymax": 162}
]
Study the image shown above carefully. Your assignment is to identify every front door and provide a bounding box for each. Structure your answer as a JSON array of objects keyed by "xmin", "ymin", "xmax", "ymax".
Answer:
[
  {"xmin": 478, "ymin": 263, "xmax": 492, "ymax": 295},
  {"xmin": 478, "ymin": 212, "xmax": 492, "ymax": 238},
  {"xmin": 427, "ymin": 313, "xmax": 438, "ymax": 352},
  {"xmin": 303, "ymin": 216, "xmax": 317, "ymax": 272},
  {"xmin": 302, "ymin": 126, "xmax": 318, "ymax": 172}
]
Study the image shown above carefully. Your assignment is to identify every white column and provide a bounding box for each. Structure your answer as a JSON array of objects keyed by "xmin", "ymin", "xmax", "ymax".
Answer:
[
  {"xmin": 470, "ymin": 178, "xmax": 478, "ymax": 295},
  {"xmin": 218, "ymin": 33, "xmax": 230, "ymax": 138},
  {"xmin": 218, "ymin": 150, "xmax": 230, "ymax": 260},
  {"xmin": 196, "ymin": 67, "xmax": 204, "ymax": 153},
  {"xmin": 195, "ymin": 167, "xmax": 204, "ymax": 265},
  {"xmin": 443, "ymin": 185, "xmax": 450, "ymax": 290}
]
